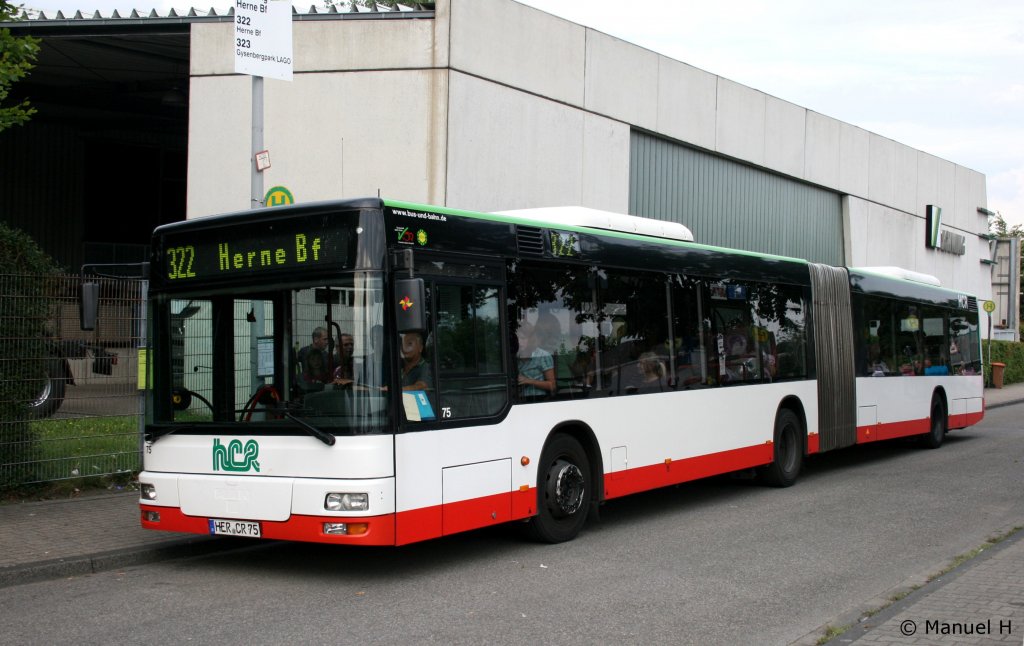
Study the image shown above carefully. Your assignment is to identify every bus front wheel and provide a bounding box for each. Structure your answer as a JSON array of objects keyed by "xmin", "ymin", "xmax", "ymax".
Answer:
[
  {"xmin": 760, "ymin": 409, "xmax": 803, "ymax": 487},
  {"xmin": 528, "ymin": 434, "xmax": 591, "ymax": 543}
]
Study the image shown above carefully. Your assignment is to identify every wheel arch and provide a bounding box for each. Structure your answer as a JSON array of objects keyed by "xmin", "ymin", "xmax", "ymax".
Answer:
[{"xmin": 545, "ymin": 420, "xmax": 605, "ymax": 503}]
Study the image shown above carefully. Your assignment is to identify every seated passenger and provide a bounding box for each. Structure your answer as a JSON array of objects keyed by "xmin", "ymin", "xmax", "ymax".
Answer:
[
  {"xmin": 399, "ymin": 331, "xmax": 432, "ymax": 391},
  {"xmin": 332, "ymin": 332, "xmax": 355, "ymax": 382},
  {"xmin": 622, "ymin": 352, "xmax": 668, "ymax": 393},
  {"xmin": 867, "ymin": 343, "xmax": 890, "ymax": 376},
  {"xmin": 638, "ymin": 353, "xmax": 667, "ymax": 391},
  {"xmin": 517, "ymin": 319, "xmax": 556, "ymax": 397},
  {"xmin": 297, "ymin": 327, "xmax": 331, "ymax": 385}
]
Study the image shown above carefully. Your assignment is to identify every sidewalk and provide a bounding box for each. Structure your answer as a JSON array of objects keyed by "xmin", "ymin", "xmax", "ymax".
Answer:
[
  {"xmin": 1, "ymin": 384, "xmax": 1023, "ymax": 644},
  {"xmin": 0, "ymin": 490, "xmax": 244, "ymax": 588},
  {"xmin": 979, "ymin": 380, "xmax": 1024, "ymax": 410}
]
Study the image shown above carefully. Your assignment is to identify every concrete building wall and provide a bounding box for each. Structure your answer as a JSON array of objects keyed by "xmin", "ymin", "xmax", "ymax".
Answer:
[
  {"xmin": 188, "ymin": 19, "xmax": 449, "ymax": 217},
  {"xmin": 655, "ymin": 58, "xmax": 717, "ymax": 152},
  {"xmin": 448, "ymin": 0, "xmax": 584, "ymax": 106},
  {"xmin": 445, "ymin": 73, "xmax": 629, "ymax": 213},
  {"xmin": 584, "ymin": 30, "xmax": 659, "ymax": 132},
  {"xmin": 184, "ymin": 0, "xmax": 993, "ymax": 301}
]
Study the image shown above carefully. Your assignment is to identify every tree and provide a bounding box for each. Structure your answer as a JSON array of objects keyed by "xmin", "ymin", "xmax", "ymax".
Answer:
[
  {"xmin": 989, "ymin": 210, "xmax": 1024, "ymax": 239},
  {"xmin": 0, "ymin": 0, "xmax": 39, "ymax": 132}
]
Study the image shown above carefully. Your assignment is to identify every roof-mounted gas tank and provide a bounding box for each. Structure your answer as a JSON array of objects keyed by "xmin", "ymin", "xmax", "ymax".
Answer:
[{"xmin": 495, "ymin": 206, "xmax": 694, "ymax": 242}]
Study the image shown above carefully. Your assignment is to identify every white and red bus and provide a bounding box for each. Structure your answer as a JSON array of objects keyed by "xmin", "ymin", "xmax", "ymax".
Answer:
[{"xmin": 139, "ymin": 198, "xmax": 984, "ymax": 544}]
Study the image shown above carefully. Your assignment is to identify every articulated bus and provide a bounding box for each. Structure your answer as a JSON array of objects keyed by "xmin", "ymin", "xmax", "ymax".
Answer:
[{"xmin": 139, "ymin": 198, "xmax": 984, "ymax": 545}]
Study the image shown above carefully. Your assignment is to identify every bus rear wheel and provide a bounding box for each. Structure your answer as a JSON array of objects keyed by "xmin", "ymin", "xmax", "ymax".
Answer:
[
  {"xmin": 760, "ymin": 409, "xmax": 803, "ymax": 487},
  {"xmin": 528, "ymin": 434, "xmax": 591, "ymax": 543},
  {"xmin": 919, "ymin": 395, "xmax": 946, "ymax": 449}
]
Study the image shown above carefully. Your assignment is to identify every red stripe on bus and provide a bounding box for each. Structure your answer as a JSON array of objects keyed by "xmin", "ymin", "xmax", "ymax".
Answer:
[
  {"xmin": 807, "ymin": 433, "xmax": 820, "ymax": 455},
  {"xmin": 857, "ymin": 409, "xmax": 986, "ymax": 444},
  {"xmin": 950, "ymin": 410, "xmax": 984, "ymax": 429},
  {"xmin": 511, "ymin": 486, "xmax": 537, "ymax": 520},
  {"xmin": 141, "ymin": 505, "xmax": 397, "ymax": 545},
  {"xmin": 602, "ymin": 443, "xmax": 774, "ymax": 499},
  {"xmin": 857, "ymin": 418, "xmax": 929, "ymax": 443},
  {"xmin": 395, "ymin": 488, "xmax": 536, "ymax": 545},
  {"xmin": 442, "ymin": 491, "xmax": 511, "ymax": 535},
  {"xmin": 395, "ymin": 506, "xmax": 440, "ymax": 545}
]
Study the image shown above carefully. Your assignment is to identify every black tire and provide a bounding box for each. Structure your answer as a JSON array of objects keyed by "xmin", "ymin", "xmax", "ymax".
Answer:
[
  {"xmin": 760, "ymin": 408, "xmax": 803, "ymax": 487},
  {"xmin": 527, "ymin": 434, "xmax": 592, "ymax": 543},
  {"xmin": 920, "ymin": 395, "xmax": 946, "ymax": 449},
  {"xmin": 28, "ymin": 358, "xmax": 66, "ymax": 419}
]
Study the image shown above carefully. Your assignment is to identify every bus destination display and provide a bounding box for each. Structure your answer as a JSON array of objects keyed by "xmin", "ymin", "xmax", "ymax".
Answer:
[{"xmin": 162, "ymin": 215, "xmax": 350, "ymax": 281}]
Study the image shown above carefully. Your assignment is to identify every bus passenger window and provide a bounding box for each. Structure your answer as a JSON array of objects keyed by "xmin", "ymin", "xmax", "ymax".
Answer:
[
  {"xmin": 708, "ymin": 281, "xmax": 760, "ymax": 385},
  {"xmin": 895, "ymin": 305, "xmax": 923, "ymax": 375},
  {"xmin": 861, "ymin": 296, "xmax": 896, "ymax": 376},
  {"xmin": 921, "ymin": 307, "xmax": 949, "ymax": 375},
  {"xmin": 950, "ymin": 315, "xmax": 981, "ymax": 375},
  {"xmin": 508, "ymin": 262, "xmax": 592, "ymax": 400},
  {"xmin": 598, "ymin": 270, "xmax": 671, "ymax": 396},
  {"xmin": 755, "ymin": 284, "xmax": 806, "ymax": 381},
  {"xmin": 669, "ymin": 274, "xmax": 705, "ymax": 389}
]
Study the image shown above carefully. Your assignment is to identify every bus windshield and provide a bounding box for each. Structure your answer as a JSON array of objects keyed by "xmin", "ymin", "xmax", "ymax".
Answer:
[{"xmin": 158, "ymin": 272, "xmax": 389, "ymax": 435}]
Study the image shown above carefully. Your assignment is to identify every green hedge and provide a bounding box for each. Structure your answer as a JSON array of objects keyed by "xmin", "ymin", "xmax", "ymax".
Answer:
[
  {"xmin": 985, "ymin": 339, "xmax": 1024, "ymax": 386},
  {"xmin": 0, "ymin": 223, "xmax": 61, "ymax": 488}
]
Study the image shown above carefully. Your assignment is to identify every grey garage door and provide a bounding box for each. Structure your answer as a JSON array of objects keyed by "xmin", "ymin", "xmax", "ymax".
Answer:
[{"xmin": 629, "ymin": 131, "xmax": 843, "ymax": 265}]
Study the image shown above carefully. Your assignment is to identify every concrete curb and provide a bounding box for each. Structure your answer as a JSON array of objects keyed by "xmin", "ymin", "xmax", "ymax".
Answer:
[
  {"xmin": 985, "ymin": 397, "xmax": 1024, "ymax": 410},
  {"xmin": 0, "ymin": 535, "xmax": 254, "ymax": 589}
]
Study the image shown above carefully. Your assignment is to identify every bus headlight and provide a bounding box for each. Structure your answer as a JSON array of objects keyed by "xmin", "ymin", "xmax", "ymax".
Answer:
[
  {"xmin": 141, "ymin": 483, "xmax": 157, "ymax": 500},
  {"xmin": 325, "ymin": 492, "xmax": 368, "ymax": 512}
]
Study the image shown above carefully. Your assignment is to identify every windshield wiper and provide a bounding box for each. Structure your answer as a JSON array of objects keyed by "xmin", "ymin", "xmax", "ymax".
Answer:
[
  {"xmin": 147, "ymin": 415, "xmax": 335, "ymax": 447},
  {"xmin": 282, "ymin": 412, "xmax": 336, "ymax": 446}
]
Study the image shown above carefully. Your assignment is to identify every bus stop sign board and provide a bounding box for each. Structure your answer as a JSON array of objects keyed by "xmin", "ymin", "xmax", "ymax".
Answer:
[{"xmin": 233, "ymin": 0, "xmax": 293, "ymax": 82}]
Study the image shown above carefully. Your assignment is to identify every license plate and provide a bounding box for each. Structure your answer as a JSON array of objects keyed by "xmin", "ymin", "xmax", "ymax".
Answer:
[{"xmin": 208, "ymin": 518, "xmax": 261, "ymax": 538}]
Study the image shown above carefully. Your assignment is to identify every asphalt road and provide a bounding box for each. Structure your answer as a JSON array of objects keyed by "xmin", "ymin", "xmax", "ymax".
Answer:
[{"xmin": 4, "ymin": 407, "xmax": 1023, "ymax": 645}]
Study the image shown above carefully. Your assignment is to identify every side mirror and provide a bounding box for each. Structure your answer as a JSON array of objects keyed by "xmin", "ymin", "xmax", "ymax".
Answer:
[
  {"xmin": 395, "ymin": 278, "xmax": 426, "ymax": 333},
  {"xmin": 80, "ymin": 282, "xmax": 99, "ymax": 331}
]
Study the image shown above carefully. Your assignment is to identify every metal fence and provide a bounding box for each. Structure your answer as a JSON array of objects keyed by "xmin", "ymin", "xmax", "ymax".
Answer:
[{"xmin": 0, "ymin": 273, "xmax": 145, "ymax": 488}]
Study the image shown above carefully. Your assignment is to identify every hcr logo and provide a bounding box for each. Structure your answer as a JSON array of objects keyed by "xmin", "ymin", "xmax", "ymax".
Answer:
[{"xmin": 213, "ymin": 438, "xmax": 261, "ymax": 472}]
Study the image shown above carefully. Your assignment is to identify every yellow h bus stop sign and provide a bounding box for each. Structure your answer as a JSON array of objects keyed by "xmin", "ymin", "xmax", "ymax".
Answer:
[{"xmin": 264, "ymin": 186, "xmax": 294, "ymax": 207}]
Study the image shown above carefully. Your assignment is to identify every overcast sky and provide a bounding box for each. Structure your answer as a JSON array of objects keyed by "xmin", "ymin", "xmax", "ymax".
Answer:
[
  {"xmin": 516, "ymin": 0, "xmax": 1024, "ymax": 229},
  {"xmin": 19, "ymin": 0, "xmax": 1024, "ymax": 227}
]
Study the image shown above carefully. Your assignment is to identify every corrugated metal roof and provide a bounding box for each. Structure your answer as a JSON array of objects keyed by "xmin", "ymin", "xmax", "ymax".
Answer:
[{"xmin": 13, "ymin": 1, "xmax": 434, "ymax": 22}]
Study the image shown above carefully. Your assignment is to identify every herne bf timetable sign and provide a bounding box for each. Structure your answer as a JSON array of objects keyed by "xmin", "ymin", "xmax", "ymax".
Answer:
[{"xmin": 233, "ymin": 0, "xmax": 293, "ymax": 82}]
